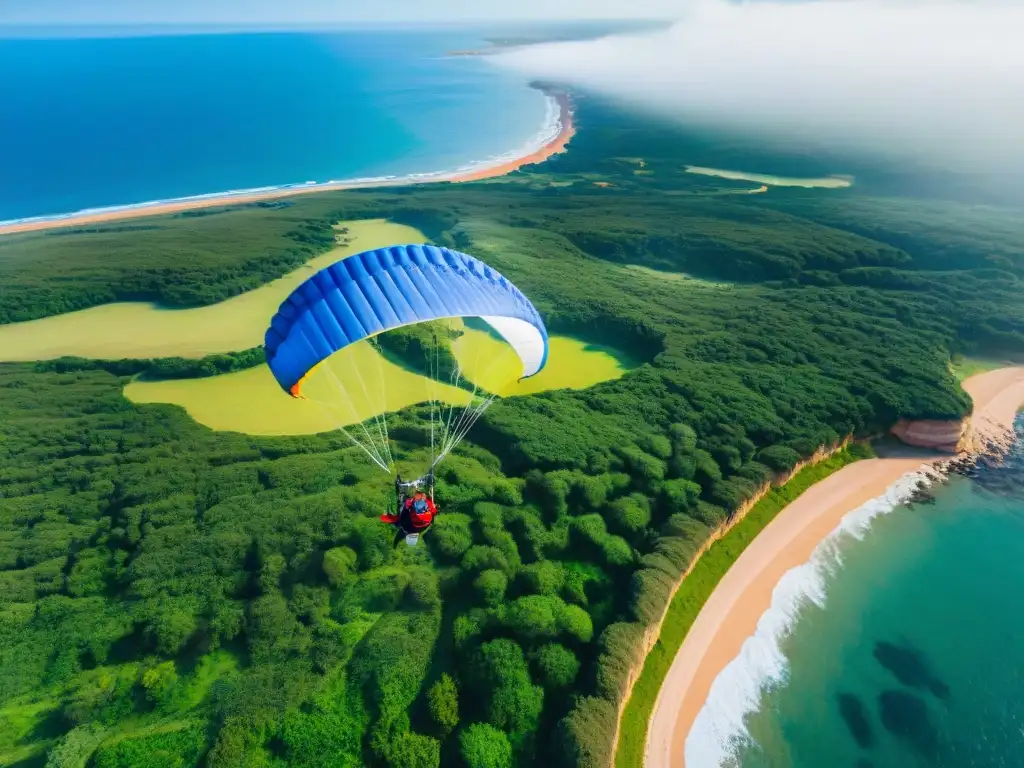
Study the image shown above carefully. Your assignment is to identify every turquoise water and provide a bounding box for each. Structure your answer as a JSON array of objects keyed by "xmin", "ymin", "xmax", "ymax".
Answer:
[
  {"xmin": 0, "ymin": 30, "xmax": 551, "ymax": 222},
  {"xmin": 694, "ymin": 418, "xmax": 1024, "ymax": 767}
]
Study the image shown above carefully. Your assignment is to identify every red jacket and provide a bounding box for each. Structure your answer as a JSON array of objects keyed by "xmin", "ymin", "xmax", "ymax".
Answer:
[
  {"xmin": 380, "ymin": 494, "xmax": 436, "ymax": 530},
  {"xmin": 403, "ymin": 495, "xmax": 436, "ymax": 530}
]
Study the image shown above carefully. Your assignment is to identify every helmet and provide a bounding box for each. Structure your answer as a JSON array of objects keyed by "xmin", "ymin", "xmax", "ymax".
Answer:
[{"xmin": 413, "ymin": 497, "xmax": 428, "ymax": 514}]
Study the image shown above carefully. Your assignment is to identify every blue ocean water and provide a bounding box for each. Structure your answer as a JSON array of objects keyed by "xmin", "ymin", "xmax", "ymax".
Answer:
[
  {"xmin": 0, "ymin": 30, "xmax": 551, "ymax": 221},
  {"xmin": 693, "ymin": 418, "xmax": 1024, "ymax": 767}
]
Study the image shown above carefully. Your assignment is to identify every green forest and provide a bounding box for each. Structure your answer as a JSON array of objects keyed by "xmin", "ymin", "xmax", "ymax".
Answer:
[{"xmin": 1, "ymin": 87, "xmax": 1022, "ymax": 768}]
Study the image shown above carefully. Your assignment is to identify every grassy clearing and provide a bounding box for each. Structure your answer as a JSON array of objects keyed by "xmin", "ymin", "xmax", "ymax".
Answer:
[
  {"xmin": 0, "ymin": 695, "xmax": 60, "ymax": 765},
  {"xmin": 950, "ymin": 355, "xmax": 1019, "ymax": 382},
  {"xmin": 0, "ymin": 220, "xmax": 423, "ymax": 362},
  {"xmin": 0, "ymin": 697, "xmax": 60, "ymax": 750},
  {"xmin": 179, "ymin": 651, "xmax": 240, "ymax": 711},
  {"xmin": 124, "ymin": 330, "xmax": 632, "ymax": 436},
  {"xmin": 0, "ymin": 652, "xmax": 239, "ymax": 768},
  {"xmin": 618, "ymin": 263, "xmax": 731, "ymax": 288},
  {"xmin": 615, "ymin": 446, "xmax": 868, "ymax": 768},
  {"xmin": 0, "ymin": 742, "xmax": 48, "ymax": 767},
  {"xmin": 684, "ymin": 166, "xmax": 853, "ymax": 189}
]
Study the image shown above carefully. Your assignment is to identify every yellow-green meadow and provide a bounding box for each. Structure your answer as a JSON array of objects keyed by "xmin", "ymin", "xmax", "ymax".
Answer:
[
  {"xmin": 0, "ymin": 220, "xmax": 423, "ymax": 361},
  {"xmin": 0, "ymin": 216, "xmax": 637, "ymax": 435},
  {"xmin": 125, "ymin": 329, "xmax": 634, "ymax": 436}
]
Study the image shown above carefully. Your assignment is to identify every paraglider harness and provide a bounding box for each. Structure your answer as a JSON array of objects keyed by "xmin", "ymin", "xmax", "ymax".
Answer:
[{"xmin": 387, "ymin": 472, "xmax": 437, "ymax": 547}]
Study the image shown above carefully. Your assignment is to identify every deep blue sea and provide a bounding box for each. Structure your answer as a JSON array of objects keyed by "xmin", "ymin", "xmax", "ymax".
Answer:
[
  {"xmin": 0, "ymin": 30, "xmax": 551, "ymax": 221},
  {"xmin": 690, "ymin": 417, "xmax": 1024, "ymax": 768}
]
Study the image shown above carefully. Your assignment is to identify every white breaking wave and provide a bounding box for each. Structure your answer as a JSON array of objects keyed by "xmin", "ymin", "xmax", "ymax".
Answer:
[
  {"xmin": 0, "ymin": 91, "xmax": 563, "ymax": 230},
  {"xmin": 685, "ymin": 467, "xmax": 938, "ymax": 768}
]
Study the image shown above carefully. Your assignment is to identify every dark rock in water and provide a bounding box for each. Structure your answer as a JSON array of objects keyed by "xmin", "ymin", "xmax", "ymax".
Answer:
[
  {"xmin": 837, "ymin": 692, "xmax": 873, "ymax": 749},
  {"xmin": 905, "ymin": 480, "xmax": 937, "ymax": 505},
  {"xmin": 874, "ymin": 640, "xmax": 950, "ymax": 700},
  {"xmin": 955, "ymin": 433, "xmax": 1024, "ymax": 498},
  {"xmin": 878, "ymin": 690, "xmax": 939, "ymax": 761}
]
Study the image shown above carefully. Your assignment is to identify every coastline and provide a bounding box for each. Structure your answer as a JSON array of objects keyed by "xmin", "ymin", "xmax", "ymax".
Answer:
[
  {"xmin": 0, "ymin": 90, "xmax": 574, "ymax": 237},
  {"xmin": 645, "ymin": 366, "xmax": 1024, "ymax": 768},
  {"xmin": 446, "ymin": 92, "xmax": 574, "ymax": 183}
]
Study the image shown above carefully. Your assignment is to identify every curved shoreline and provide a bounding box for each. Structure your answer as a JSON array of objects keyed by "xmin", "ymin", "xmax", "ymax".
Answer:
[
  {"xmin": 646, "ymin": 366, "xmax": 1024, "ymax": 768},
  {"xmin": 0, "ymin": 91, "xmax": 574, "ymax": 237}
]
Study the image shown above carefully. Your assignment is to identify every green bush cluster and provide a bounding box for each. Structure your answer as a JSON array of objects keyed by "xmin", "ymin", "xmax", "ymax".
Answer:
[
  {"xmin": 0, "ymin": 210, "xmax": 341, "ymax": 323},
  {"xmin": 35, "ymin": 347, "xmax": 266, "ymax": 380},
  {"xmin": 375, "ymin": 321, "xmax": 462, "ymax": 387}
]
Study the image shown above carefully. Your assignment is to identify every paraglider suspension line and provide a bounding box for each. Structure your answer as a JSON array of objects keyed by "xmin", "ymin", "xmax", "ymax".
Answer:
[{"xmin": 318, "ymin": 357, "xmax": 393, "ymax": 473}]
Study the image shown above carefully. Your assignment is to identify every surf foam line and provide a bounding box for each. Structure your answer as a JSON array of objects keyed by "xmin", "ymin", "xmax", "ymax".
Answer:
[
  {"xmin": 0, "ymin": 92, "xmax": 562, "ymax": 231},
  {"xmin": 684, "ymin": 467, "xmax": 940, "ymax": 768}
]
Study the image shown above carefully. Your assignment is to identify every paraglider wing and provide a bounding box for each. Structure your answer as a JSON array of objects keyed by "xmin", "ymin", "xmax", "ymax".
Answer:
[{"xmin": 264, "ymin": 244, "xmax": 548, "ymax": 397}]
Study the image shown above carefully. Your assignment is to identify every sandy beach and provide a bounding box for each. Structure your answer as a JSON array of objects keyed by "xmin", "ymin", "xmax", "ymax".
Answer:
[
  {"xmin": 447, "ymin": 93, "xmax": 574, "ymax": 182},
  {"xmin": 0, "ymin": 92, "xmax": 574, "ymax": 237},
  {"xmin": 646, "ymin": 366, "xmax": 1024, "ymax": 768}
]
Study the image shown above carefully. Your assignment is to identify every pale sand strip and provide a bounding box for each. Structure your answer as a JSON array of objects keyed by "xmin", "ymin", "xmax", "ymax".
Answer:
[
  {"xmin": 646, "ymin": 366, "xmax": 1024, "ymax": 768},
  {"xmin": 0, "ymin": 94, "xmax": 574, "ymax": 237}
]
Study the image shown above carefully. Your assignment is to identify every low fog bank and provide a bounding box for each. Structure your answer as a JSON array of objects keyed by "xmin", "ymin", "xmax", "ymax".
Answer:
[{"xmin": 495, "ymin": 0, "xmax": 1024, "ymax": 193}]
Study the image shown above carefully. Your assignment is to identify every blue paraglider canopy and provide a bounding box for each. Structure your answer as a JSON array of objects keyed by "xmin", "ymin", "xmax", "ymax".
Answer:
[{"xmin": 264, "ymin": 243, "xmax": 547, "ymax": 472}]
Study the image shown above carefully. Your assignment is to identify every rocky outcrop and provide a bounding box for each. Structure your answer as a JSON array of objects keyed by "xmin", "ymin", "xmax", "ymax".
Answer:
[{"xmin": 890, "ymin": 418, "xmax": 968, "ymax": 453}]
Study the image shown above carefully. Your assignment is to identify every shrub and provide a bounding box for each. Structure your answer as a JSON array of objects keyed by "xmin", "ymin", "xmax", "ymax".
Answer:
[
  {"xmin": 140, "ymin": 660, "xmax": 178, "ymax": 706},
  {"xmin": 617, "ymin": 446, "xmax": 666, "ymax": 484},
  {"xmin": 630, "ymin": 567, "xmax": 674, "ymax": 625},
  {"xmin": 430, "ymin": 514, "xmax": 474, "ymax": 560},
  {"xmin": 757, "ymin": 444, "xmax": 801, "ymax": 473},
  {"xmin": 467, "ymin": 639, "xmax": 544, "ymax": 740},
  {"xmin": 322, "ymin": 546, "xmax": 357, "ymax": 587},
  {"xmin": 693, "ymin": 501, "xmax": 729, "ymax": 528},
  {"xmin": 474, "ymin": 569, "xmax": 508, "ymax": 607},
  {"xmin": 709, "ymin": 477, "xmax": 759, "ymax": 512},
  {"xmin": 427, "ymin": 674, "xmax": 459, "ymax": 737},
  {"xmin": 556, "ymin": 602, "xmax": 595, "ymax": 644},
  {"xmin": 525, "ymin": 470, "xmax": 571, "ymax": 520},
  {"xmin": 505, "ymin": 595, "xmax": 558, "ymax": 640},
  {"xmin": 658, "ymin": 479, "xmax": 701, "ymax": 516},
  {"xmin": 462, "ymin": 546, "xmax": 512, "ymax": 576},
  {"xmin": 594, "ymin": 622, "xmax": 644, "ymax": 704},
  {"xmin": 668, "ymin": 423, "xmax": 698, "ymax": 453},
  {"xmin": 387, "ymin": 731, "xmax": 440, "ymax": 768},
  {"xmin": 693, "ymin": 449, "xmax": 722, "ymax": 486},
  {"xmin": 600, "ymin": 535, "xmax": 635, "ymax": 568},
  {"xmin": 607, "ymin": 494, "xmax": 651, "ymax": 535},
  {"xmin": 639, "ymin": 433, "xmax": 673, "ymax": 460},
  {"xmin": 533, "ymin": 643, "xmax": 581, "ymax": 690},
  {"xmin": 459, "ymin": 723, "xmax": 513, "ymax": 768},
  {"xmin": 557, "ymin": 696, "xmax": 618, "ymax": 768},
  {"xmin": 519, "ymin": 560, "xmax": 565, "ymax": 596}
]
